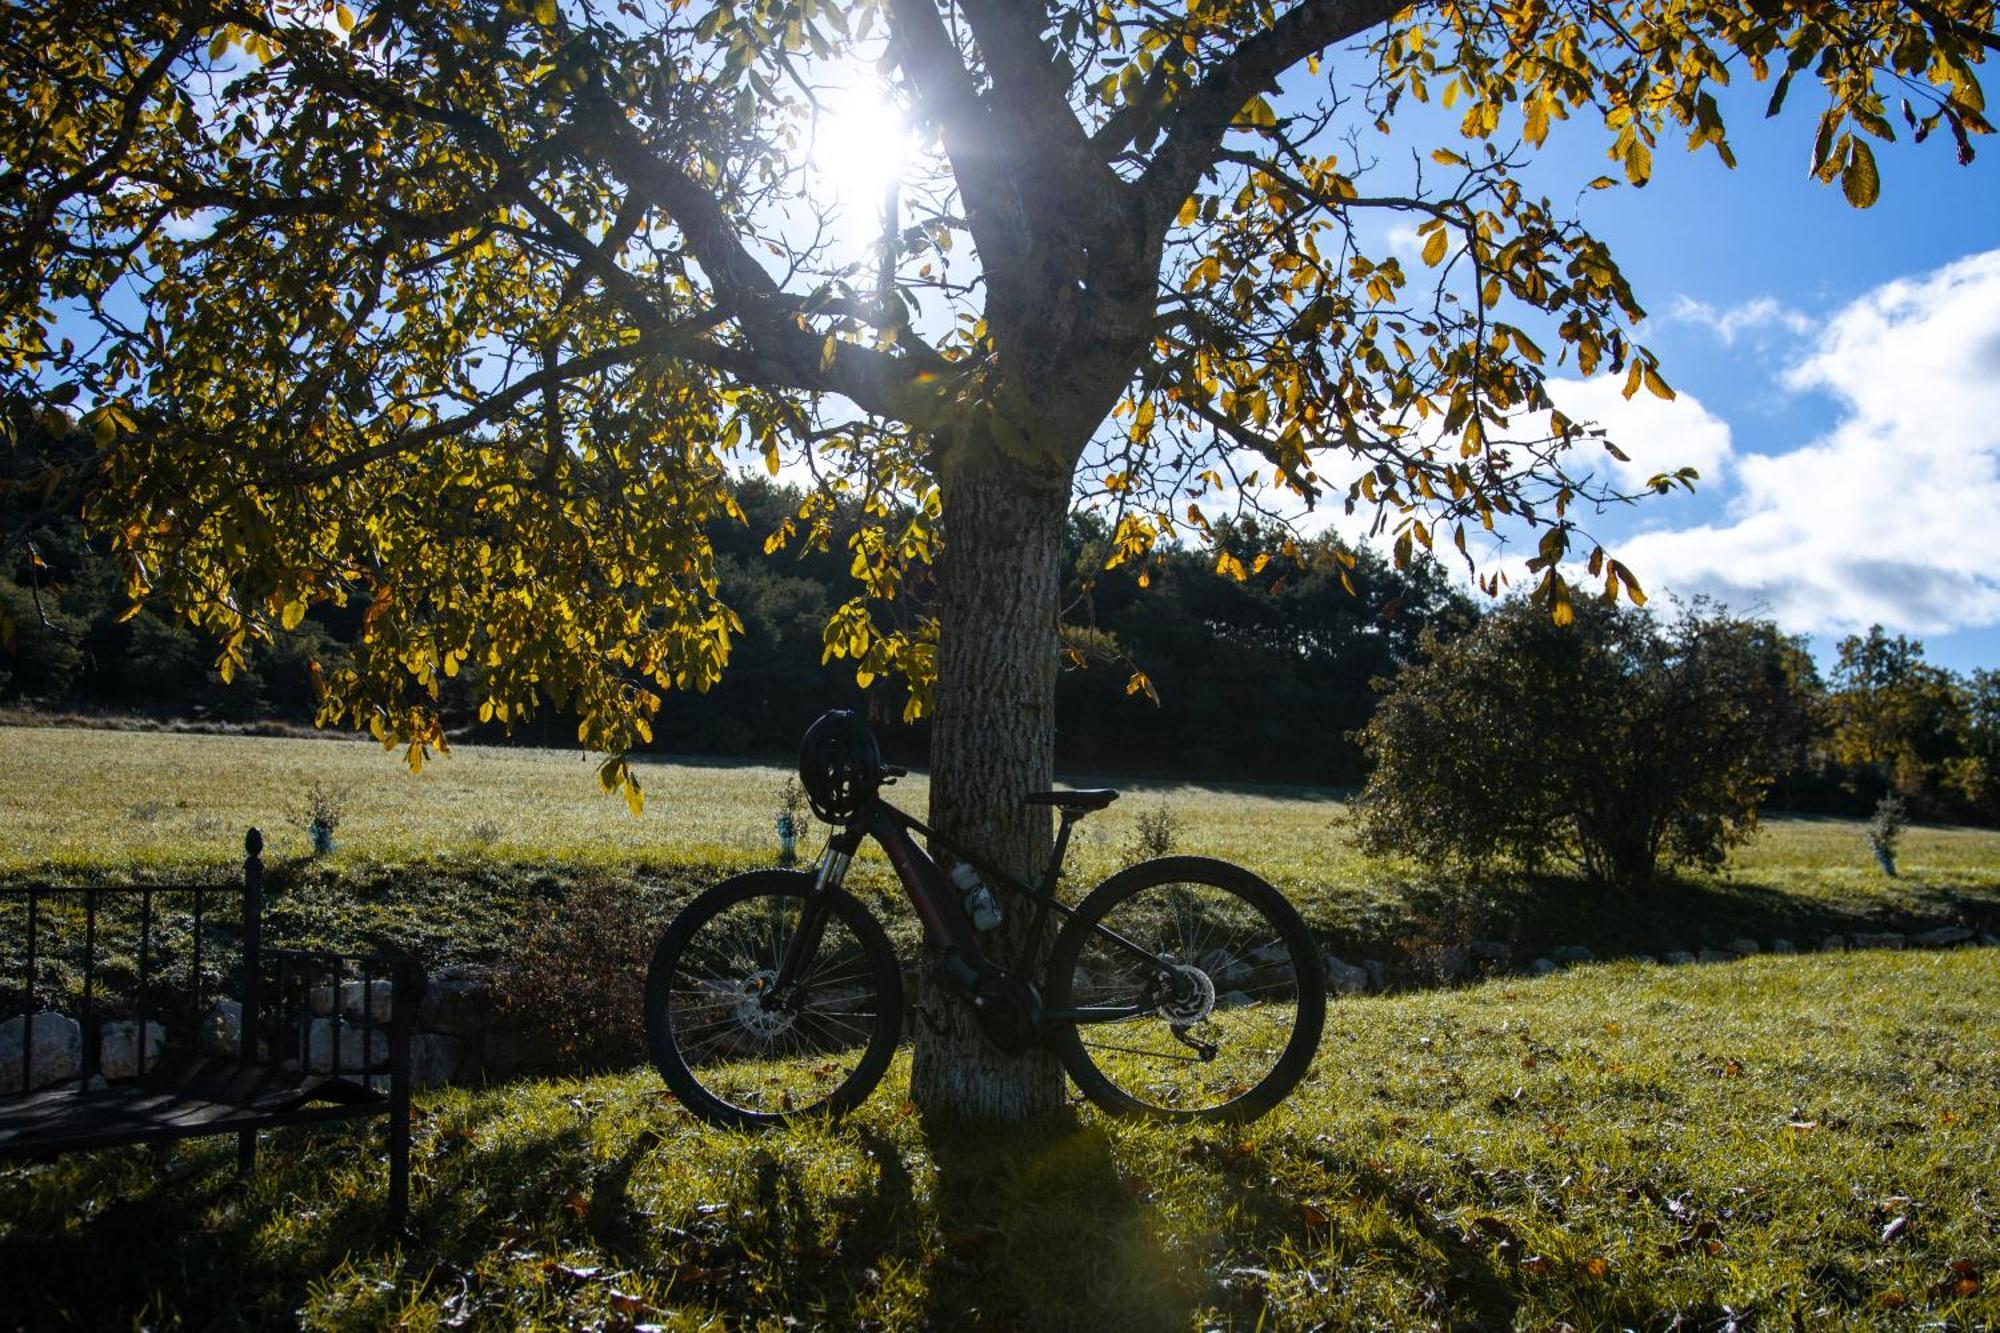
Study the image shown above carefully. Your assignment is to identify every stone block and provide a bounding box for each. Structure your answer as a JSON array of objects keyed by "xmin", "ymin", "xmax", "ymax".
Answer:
[
  {"xmin": 1323, "ymin": 955, "xmax": 1369, "ymax": 994},
  {"xmin": 418, "ymin": 975, "xmax": 494, "ymax": 1036},
  {"xmin": 410, "ymin": 1032, "xmax": 463, "ymax": 1088},
  {"xmin": 201, "ymin": 998, "xmax": 242, "ymax": 1057},
  {"xmin": 99, "ymin": 1020, "xmax": 168, "ymax": 1080},
  {"xmin": 306, "ymin": 1018, "xmax": 389, "ymax": 1073},
  {"xmin": 0, "ymin": 1012, "xmax": 81, "ymax": 1093}
]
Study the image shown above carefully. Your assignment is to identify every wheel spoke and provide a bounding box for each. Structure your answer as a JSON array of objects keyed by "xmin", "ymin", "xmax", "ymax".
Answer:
[
  {"xmin": 648, "ymin": 881, "xmax": 900, "ymax": 1124},
  {"xmin": 1056, "ymin": 869, "xmax": 1320, "ymax": 1118}
]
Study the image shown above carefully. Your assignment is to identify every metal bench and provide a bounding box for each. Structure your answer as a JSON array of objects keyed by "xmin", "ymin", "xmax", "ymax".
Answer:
[{"xmin": 0, "ymin": 829, "xmax": 422, "ymax": 1222}]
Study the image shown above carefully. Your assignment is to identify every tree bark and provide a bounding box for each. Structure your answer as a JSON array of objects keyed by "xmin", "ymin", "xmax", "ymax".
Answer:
[{"xmin": 910, "ymin": 444, "xmax": 1072, "ymax": 1122}]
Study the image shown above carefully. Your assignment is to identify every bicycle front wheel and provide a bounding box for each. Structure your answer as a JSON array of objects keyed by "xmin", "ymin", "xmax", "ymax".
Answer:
[
  {"xmin": 1047, "ymin": 856, "xmax": 1325, "ymax": 1121},
  {"xmin": 644, "ymin": 870, "xmax": 903, "ymax": 1129}
]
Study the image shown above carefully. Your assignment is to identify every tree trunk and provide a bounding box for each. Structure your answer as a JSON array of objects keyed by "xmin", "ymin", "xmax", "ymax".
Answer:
[{"xmin": 910, "ymin": 445, "xmax": 1072, "ymax": 1122}]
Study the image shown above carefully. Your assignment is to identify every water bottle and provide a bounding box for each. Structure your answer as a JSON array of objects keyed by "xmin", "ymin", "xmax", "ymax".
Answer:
[{"xmin": 949, "ymin": 861, "xmax": 1004, "ymax": 931}]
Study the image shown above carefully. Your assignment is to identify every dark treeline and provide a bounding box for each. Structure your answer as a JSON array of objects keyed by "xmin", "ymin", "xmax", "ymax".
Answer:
[
  {"xmin": 5, "ymin": 404, "xmax": 1996, "ymax": 816},
  {"xmin": 0, "ymin": 438, "xmax": 1471, "ymax": 786}
]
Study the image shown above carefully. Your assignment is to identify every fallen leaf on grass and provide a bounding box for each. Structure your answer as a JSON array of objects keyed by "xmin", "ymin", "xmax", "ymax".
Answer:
[
  {"xmin": 1582, "ymin": 1256, "xmax": 1610, "ymax": 1279},
  {"xmin": 609, "ymin": 1289, "xmax": 655, "ymax": 1317},
  {"xmin": 1882, "ymin": 1216, "xmax": 1910, "ymax": 1244}
]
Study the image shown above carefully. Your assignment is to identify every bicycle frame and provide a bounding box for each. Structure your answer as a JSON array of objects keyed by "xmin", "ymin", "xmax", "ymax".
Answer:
[{"xmin": 772, "ymin": 793, "xmax": 1165, "ymax": 1032}]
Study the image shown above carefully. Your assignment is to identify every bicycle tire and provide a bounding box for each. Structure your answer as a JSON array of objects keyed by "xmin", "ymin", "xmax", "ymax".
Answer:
[
  {"xmin": 1046, "ymin": 856, "xmax": 1325, "ymax": 1122},
  {"xmin": 645, "ymin": 870, "xmax": 903, "ymax": 1129}
]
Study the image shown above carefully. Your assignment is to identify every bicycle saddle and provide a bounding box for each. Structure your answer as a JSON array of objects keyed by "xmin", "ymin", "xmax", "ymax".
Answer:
[{"xmin": 1023, "ymin": 788, "xmax": 1119, "ymax": 812}]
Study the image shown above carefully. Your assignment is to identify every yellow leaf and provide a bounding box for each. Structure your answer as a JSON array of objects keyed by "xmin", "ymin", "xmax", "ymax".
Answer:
[
  {"xmin": 1623, "ymin": 134, "xmax": 1652, "ymax": 186},
  {"xmin": 1841, "ymin": 137, "xmax": 1880, "ymax": 208},
  {"xmin": 1421, "ymin": 226, "xmax": 1448, "ymax": 267}
]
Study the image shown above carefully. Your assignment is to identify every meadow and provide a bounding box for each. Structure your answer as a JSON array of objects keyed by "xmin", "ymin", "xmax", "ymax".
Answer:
[
  {"xmin": 4, "ymin": 948, "xmax": 1996, "ymax": 1329},
  {"xmin": 4, "ymin": 723, "xmax": 1997, "ymax": 970},
  {"xmin": 5, "ymin": 725, "xmax": 2000, "ymax": 1328}
]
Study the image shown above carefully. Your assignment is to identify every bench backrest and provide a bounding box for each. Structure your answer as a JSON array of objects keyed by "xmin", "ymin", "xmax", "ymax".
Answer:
[{"xmin": 2, "ymin": 829, "xmax": 264, "ymax": 1094}]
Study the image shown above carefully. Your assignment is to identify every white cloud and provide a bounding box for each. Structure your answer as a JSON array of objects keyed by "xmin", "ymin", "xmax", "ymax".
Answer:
[
  {"xmin": 1668, "ymin": 294, "xmax": 1814, "ymax": 345},
  {"xmin": 1383, "ymin": 224, "xmax": 1423, "ymax": 260},
  {"xmin": 1620, "ymin": 249, "xmax": 2000, "ymax": 635},
  {"xmin": 1545, "ymin": 375, "xmax": 1735, "ymax": 493}
]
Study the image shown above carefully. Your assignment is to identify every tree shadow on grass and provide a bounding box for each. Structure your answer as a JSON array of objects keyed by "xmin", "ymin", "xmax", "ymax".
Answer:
[
  {"xmin": 0, "ymin": 1123, "xmax": 431, "ymax": 1330},
  {"xmin": 916, "ymin": 1111, "xmax": 1194, "ymax": 1333}
]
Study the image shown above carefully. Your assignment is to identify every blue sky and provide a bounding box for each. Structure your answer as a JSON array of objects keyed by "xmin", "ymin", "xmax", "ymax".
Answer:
[{"xmin": 1320, "ymin": 74, "xmax": 2000, "ymax": 675}]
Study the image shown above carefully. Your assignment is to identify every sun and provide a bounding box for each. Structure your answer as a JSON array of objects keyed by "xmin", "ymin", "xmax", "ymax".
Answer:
[{"xmin": 809, "ymin": 79, "xmax": 915, "ymax": 256}]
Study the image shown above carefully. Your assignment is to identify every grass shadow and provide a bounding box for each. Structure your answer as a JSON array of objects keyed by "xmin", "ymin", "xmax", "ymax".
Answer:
[{"xmin": 917, "ymin": 1110, "xmax": 1194, "ymax": 1332}]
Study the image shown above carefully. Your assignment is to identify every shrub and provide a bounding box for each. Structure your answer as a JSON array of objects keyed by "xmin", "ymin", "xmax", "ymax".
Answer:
[
  {"xmin": 1866, "ymin": 793, "xmax": 1907, "ymax": 877},
  {"xmin": 1123, "ymin": 799, "xmax": 1182, "ymax": 862},
  {"xmin": 286, "ymin": 780, "xmax": 345, "ymax": 856},
  {"xmin": 1355, "ymin": 597, "xmax": 1808, "ymax": 884},
  {"xmin": 492, "ymin": 880, "xmax": 672, "ymax": 1069}
]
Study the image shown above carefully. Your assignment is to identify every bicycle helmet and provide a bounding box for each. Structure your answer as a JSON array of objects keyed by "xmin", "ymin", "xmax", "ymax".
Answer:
[{"xmin": 797, "ymin": 709, "xmax": 883, "ymax": 823}]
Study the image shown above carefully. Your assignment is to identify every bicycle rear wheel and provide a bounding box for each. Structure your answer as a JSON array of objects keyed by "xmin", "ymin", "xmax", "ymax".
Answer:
[
  {"xmin": 645, "ymin": 870, "xmax": 903, "ymax": 1129},
  {"xmin": 1046, "ymin": 856, "xmax": 1325, "ymax": 1121}
]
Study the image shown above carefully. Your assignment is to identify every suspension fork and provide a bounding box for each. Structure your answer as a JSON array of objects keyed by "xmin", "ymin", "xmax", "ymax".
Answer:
[{"xmin": 773, "ymin": 828, "xmax": 859, "ymax": 993}]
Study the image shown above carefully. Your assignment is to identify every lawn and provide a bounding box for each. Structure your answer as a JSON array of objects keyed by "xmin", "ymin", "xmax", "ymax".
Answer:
[
  {"xmin": 4, "ymin": 949, "xmax": 1995, "ymax": 1329},
  {"xmin": 3, "ymin": 724, "xmax": 1997, "ymax": 971}
]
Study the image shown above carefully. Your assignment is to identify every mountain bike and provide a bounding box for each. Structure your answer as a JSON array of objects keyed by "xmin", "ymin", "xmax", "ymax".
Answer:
[{"xmin": 644, "ymin": 711, "xmax": 1326, "ymax": 1127}]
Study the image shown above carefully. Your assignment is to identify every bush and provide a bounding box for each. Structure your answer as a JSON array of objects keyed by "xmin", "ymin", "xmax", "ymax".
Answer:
[
  {"xmin": 1355, "ymin": 597, "xmax": 1808, "ymax": 884},
  {"xmin": 492, "ymin": 880, "xmax": 673, "ymax": 1069}
]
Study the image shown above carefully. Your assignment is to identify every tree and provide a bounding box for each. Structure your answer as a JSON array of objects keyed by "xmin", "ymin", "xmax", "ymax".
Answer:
[
  {"xmin": 1825, "ymin": 625, "xmax": 1994, "ymax": 820},
  {"xmin": 1355, "ymin": 598, "xmax": 1809, "ymax": 883},
  {"xmin": 1, "ymin": 1, "xmax": 1990, "ymax": 1119}
]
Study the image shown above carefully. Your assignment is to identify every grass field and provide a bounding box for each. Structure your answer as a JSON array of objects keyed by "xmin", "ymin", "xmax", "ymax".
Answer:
[
  {"xmin": 4, "ymin": 949, "xmax": 1996, "ymax": 1329},
  {"xmin": 4, "ymin": 724, "xmax": 1997, "ymax": 971}
]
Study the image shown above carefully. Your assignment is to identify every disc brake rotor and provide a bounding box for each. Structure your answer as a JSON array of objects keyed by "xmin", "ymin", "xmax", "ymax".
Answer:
[{"xmin": 734, "ymin": 970, "xmax": 796, "ymax": 1039}]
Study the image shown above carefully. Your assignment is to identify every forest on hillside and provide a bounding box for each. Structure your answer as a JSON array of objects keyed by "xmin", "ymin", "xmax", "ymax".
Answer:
[{"xmin": 4, "ymin": 406, "xmax": 1996, "ymax": 819}]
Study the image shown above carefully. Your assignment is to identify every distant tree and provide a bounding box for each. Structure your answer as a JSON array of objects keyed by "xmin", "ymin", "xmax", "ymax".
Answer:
[
  {"xmin": 1824, "ymin": 626, "xmax": 1986, "ymax": 818},
  {"xmin": 1356, "ymin": 598, "xmax": 1808, "ymax": 883},
  {"xmin": 1056, "ymin": 514, "xmax": 1475, "ymax": 782}
]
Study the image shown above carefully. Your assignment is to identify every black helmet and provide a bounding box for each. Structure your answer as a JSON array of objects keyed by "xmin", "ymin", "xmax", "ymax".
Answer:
[{"xmin": 797, "ymin": 709, "xmax": 882, "ymax": 823}]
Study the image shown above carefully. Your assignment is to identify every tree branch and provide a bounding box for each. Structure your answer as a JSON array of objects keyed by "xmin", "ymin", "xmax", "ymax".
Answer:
[{"xmin": 1137, "ymin": 0, "xmax": 1406, "ymax": 227}]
